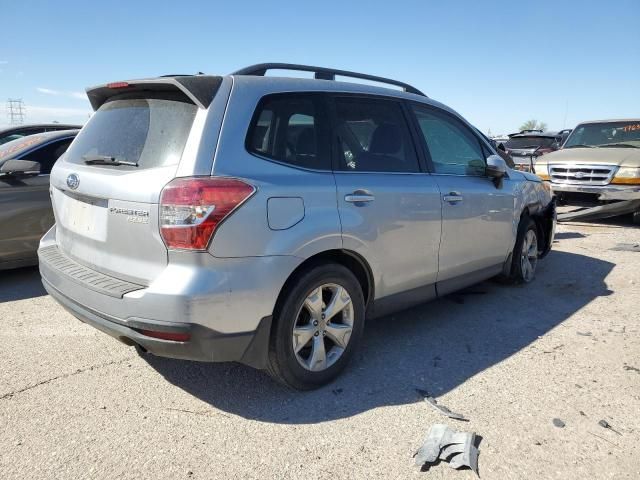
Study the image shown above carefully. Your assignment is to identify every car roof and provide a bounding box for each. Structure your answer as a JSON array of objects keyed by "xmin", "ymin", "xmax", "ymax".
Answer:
[
  {"xmin": 88, "ymin": 63, "xmax": 433, "ymax": 110},
  {"xmin": 0, "ymin": 124, "xmax": 82, "ymax": 135},
  {"xmin": 0, "ymin": 129, "xmax": 79, "ymax": 161},
  {"xmin": 575, "ymin": 119, "xmax": 640, "ymax": 125},
  {"xmin": 509, "ymin": 131, "xmax": 560, "ymax": 138}
]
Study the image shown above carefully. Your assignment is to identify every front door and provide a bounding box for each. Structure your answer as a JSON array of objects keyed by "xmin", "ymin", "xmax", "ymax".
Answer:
[
  {"xmin": 0, "ymin": 137, "xmax": 72, "ymax": 265},
  {"xmin": 410, "ymin": 104, "xmax": 515, "ymax": 288},
  {"xmin": 330, "ymin": 96, "xmax": 442, "ymax": 301}
]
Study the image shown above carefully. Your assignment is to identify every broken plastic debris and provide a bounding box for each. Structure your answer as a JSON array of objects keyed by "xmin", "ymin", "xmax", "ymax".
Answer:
[
  {"xmin": 416, "ymin": 388, "xmax": 469, "ymax": 422},
  {"xmin": 598, "ymin": 419, "xmax": 622, "ymax": 435},
  {"xmin": 414, "ymin": 424, "xmax": 479, "ymax": 476}
]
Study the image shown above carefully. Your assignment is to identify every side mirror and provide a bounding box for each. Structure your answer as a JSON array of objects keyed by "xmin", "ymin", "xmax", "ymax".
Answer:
[
  {"xmin": 486, "ymin": 155, "xmax": 508, "ymax": 179},
  {"xmin": 0, "ymin": 159, "xmax": 41, "ymax": 177}
]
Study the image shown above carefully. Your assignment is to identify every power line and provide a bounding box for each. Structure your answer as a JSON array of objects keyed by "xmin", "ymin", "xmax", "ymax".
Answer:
[{"xmin": 7, "ymin": 98, "xmax": 26, "ymax": 125}]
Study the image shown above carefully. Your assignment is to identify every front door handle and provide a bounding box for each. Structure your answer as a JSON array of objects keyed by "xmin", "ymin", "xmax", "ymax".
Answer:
[
  {"xmin": 345, "ymin": 190, "xmax": 375, "ymax": 204},
  {"xmin": 443, "ymin": 192, "xmax": 463, "ymax": 204}
]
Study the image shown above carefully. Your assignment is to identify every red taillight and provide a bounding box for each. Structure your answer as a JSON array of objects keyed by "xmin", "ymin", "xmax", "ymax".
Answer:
[
  {"xmin": 107, "ymin": 81, "xmax": 130, "ymax": 89},
  {"xmin": 159, "ymin": 177, "xmax": 255, "ymax": 250},
  {"xmin": 138, "ymin": 329, "xmax": 191, "ymax": 342}
]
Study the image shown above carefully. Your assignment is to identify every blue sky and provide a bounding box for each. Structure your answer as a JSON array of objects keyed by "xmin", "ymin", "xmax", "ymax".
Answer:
[{"xmin": 1, "ymin": 0, "xmax": 639, "ymax": 133}]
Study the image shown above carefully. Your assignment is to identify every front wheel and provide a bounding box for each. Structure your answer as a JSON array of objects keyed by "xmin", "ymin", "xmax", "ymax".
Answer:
[
  {"xmin": 266, "ymin": 264, "xmax": 365, "ymax": 390},
  {"xmin": 509, "ymin": 218, "xmax": 539, "ymax": 283}
]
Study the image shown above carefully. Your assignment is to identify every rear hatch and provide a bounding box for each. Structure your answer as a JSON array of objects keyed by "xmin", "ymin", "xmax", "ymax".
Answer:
[{"xmin": 50, "ymin": 77, "xmax": 222, "ymax": 285}]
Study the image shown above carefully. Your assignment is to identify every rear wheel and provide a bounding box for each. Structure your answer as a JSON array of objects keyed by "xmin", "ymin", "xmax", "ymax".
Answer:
[
  {"xmin": 509, "ymin": 218, "xmax": 539, "ymax": 283},
  {"xmin": 267, "ymin": 264, "xmax": 365, "ymax": 390}
]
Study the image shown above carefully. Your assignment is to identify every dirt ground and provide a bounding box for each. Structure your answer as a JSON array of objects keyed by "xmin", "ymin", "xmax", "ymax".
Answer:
[{"xmin": 1, "ymin": 216, "xmax": 639, "ymax": 479}]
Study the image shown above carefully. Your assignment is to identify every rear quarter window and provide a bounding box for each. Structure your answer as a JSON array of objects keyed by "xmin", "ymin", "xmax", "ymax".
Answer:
[{"xmin": 65, "ymin": 98, "xmax": 197, "ymax": 170}]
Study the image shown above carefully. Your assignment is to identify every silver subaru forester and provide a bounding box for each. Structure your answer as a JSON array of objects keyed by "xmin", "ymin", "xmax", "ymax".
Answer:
[{"xmin": 39, "ymin": 63, "xmax": 556, "ymax": 389}]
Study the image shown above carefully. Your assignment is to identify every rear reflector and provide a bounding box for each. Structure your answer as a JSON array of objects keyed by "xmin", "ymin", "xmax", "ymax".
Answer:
[
  {"xmin": 138, "ymin": 329, "xmax": 191, "ymax": 342},
  {"xmin": 159, "ymin": 177, "xmax": 255, "ymax": 250}
]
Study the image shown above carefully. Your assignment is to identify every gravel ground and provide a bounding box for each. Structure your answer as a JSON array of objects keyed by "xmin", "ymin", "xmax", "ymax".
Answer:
[{"xmin": 1, "ymin": 217, "xmax": 639, "ymax": 479}]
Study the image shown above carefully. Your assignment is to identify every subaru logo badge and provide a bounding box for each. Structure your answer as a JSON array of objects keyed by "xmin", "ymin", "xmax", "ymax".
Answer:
[{"xmin": 67, "ymin": 173, "xmax": 80, "ymax": 190}]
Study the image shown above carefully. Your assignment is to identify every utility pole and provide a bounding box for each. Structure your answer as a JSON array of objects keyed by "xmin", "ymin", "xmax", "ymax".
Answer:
[{"xmin": 7, "ymin": 98, "xmax": 26, "ymax": 125}]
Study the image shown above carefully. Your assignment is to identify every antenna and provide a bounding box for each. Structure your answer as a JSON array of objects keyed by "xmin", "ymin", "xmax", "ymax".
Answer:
[{"xmin": 7, "ymin": 98, "xmax": 26, "ymax": 125}]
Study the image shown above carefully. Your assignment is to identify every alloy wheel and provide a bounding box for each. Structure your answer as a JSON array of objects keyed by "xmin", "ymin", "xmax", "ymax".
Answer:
[{"xmin": 292, "ymin": 283, "xmax": 354, "ymax": 372}]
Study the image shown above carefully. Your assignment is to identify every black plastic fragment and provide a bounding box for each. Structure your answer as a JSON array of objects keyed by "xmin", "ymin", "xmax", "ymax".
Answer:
[{"xmin": 416, "ymin": 388, "xmax": 469, "ymax": 422}]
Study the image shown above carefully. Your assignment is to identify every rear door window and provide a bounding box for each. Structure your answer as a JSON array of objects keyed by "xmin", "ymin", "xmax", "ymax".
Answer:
[
  {"xmin": 247, "ymin": 94, "xmax": 330, "ymax": 170},
  {"xmin": 65, "ymin": 97, "xmax": 197, "ymax": 170},
  {"xmin": 332, "ymin": 97, "xmax": 419, "ymax": 173}
]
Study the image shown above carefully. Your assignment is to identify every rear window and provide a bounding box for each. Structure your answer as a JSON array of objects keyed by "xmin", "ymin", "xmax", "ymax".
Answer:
[
  {"xmin": 505, "ymin": 136, "xmax": 557, "ymax": 149},
  {"xmin": 65, "ymin": 98, "xmax": 197, "ymax": 170}
]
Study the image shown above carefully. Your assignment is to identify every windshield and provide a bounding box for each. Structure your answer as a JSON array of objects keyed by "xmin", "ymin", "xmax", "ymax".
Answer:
[
  {"xmin": 65, "ymin": 97, "xmax": 197, "ymax": 170},
  {"xmin": 505, "ymin": 136, "xmax": 556, "ymax": 149},
  {"xmin": 564, "ymin": 121, "xmax": 640, "ymax": 148}
]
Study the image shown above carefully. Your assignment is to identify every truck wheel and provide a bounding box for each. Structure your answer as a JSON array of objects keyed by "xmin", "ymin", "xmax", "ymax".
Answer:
[
  {"xmin": 266, "ymin": 264, "xmax": 365, "ymax": 390},
  {"xmin": 633, "ymin": 211, "xmax": 640, "ymax": 226},
  {"xmin": 509, "ymin": 217, "xmax": 539, "ymax": 284}
]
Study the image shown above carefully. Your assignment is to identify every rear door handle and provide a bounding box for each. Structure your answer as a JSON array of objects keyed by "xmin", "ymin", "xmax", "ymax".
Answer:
[
  {"xmin": 443, "ymin": 192, "xmax": 463, "ymax": 204},
  {"xmin": 345, "ymin": 190, "xmax": 375, "ymax": 203}
]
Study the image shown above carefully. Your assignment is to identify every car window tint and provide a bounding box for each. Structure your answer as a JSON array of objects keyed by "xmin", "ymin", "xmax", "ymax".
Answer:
[
  {"xmin": 20, "ymin": 138, "xmax": 74, "ymax": 174},
  {"xmin": 333, "ymin": 97, "xmax": 419, "ymax": 173},
  {"xmin": 247, "ymin": 95, "xmax": 329, "ymax": 170},
  {"xmin": 412, "ymin": 106, "xmax": 486, "ymax": 176}
]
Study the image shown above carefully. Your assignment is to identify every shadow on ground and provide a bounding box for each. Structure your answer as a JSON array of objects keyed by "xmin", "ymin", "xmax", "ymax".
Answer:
[
  {"xmin": 0, "ymin": 266, "xmax": 46, "ymax": 303},
  {"xmin": 145, "ymin": 249, "xmax": 614, "ymax": 424}
]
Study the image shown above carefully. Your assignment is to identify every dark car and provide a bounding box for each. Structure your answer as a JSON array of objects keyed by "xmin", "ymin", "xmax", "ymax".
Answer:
[
  {"xmin": 0, "ymin": 129, "xmax": 79, "ymax": 269},
  {"xmin": 0, "ymin": 123, "xmax": 82, "ymax": 146},
  {"xmin": 504, "ymin": 130, "xmax": 564, "ymax": 172}
]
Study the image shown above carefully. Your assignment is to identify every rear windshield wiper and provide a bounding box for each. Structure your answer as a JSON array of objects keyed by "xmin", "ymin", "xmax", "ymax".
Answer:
[
  {"xmin": 82, "ymin": 154, "xmax": 138, "ymax": 167},
  {"xmin": 598, "ymin": 143, "xmax": 639, "ymax": 148},
  {"xmin": 564, "ymin": 144, "xmax": 595, "ymax": 149}
]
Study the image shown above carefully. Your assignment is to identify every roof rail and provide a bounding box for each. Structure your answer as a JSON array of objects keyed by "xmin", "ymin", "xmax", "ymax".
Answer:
[{"xmin": 232, "ymin": 63, "xmax": 426, "ymax": 97}]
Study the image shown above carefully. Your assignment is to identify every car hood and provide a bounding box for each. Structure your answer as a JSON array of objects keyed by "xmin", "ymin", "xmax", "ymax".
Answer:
[
  {"xmin": 537, "ymin": 147, "xmax": 640, "ymax": 167},
  {"xmin": 510, "ymin": 169, "xmax": 540, "ymax": 182}
]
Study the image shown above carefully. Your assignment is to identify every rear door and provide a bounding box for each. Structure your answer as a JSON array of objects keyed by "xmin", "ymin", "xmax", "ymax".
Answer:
[
  {"xmin": 0, "ymin": 137, "xmax": 72, "ymax": 264},
  {"xmin": 409, "ymin": 104, "xmax": 515, "ymax": 288},
  {"xmin": 50, "ymin": 93, "xmax": 205, "ymax": 285},
  {"xmin": 330, "ymin": 95, "xmax": 441, "ymax": 301}
]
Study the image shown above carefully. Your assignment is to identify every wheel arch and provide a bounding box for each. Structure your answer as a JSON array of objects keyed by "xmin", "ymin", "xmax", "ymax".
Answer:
[{"xmin": 273, "ymin": 249, "xmax": 374, "ymax": 319}]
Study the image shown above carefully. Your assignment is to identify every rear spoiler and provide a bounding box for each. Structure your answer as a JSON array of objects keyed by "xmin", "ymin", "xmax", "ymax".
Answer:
[{"xmin": 85, "ymin": 76, "xmax": 222, "ymax": 111}]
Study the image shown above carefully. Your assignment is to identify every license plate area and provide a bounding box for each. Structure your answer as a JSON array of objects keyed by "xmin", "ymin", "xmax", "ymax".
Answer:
[{"xmin": 54, "ymin": 190, "xmax": 108, "ymax": 241}]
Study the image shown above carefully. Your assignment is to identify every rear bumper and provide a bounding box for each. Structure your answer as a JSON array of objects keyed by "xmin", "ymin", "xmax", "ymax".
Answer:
[
  {"xmin": 38, "ymin": 226, "xmax": 300, "ymax": 367},
  {"xmin": 42, "ymin": 276, "xmax": 271, "ymax": 365}
]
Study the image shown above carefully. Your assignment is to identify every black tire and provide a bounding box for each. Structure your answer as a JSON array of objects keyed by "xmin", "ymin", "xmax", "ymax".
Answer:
[
  {"xmin": 266, "ymin": 263, "xmax": 365, "ymax": 390},
  {"xmin": 632, "ymin": 211, "xmax": 640, "ymax": 226},
  {"xmin": 507, "ymin": 217, "xmax": 540, "ymax": 284}
]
